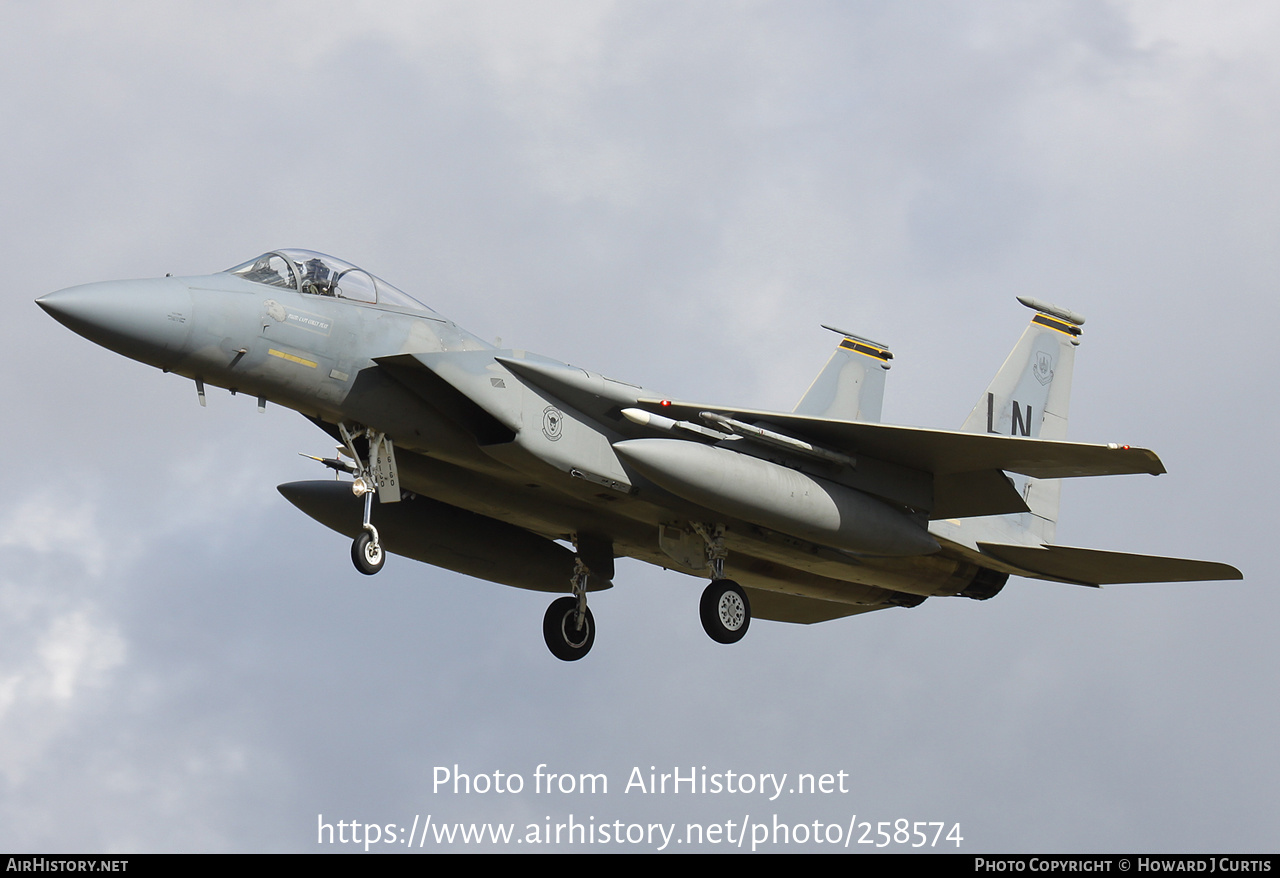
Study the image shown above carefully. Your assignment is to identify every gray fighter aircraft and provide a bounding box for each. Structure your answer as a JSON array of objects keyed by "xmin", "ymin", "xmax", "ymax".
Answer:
[{"xmin": 37, "ymin": 249, "xmax": 1241, "ymax": 660}]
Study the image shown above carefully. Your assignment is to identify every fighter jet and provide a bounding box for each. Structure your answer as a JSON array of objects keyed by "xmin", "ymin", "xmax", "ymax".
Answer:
[{"xmin": 37, "ymin": 249, "xmax": 1241, "ymax": 660}]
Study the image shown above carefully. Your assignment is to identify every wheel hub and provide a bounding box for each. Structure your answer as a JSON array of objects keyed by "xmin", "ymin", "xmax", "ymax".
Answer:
[
  {"xmin": 718, "ymin": 592, "xmax": 745, "ymax": 630},
  {"xmin": 561, "ymin": 613, "xmax": 591, "ymax": 648}
]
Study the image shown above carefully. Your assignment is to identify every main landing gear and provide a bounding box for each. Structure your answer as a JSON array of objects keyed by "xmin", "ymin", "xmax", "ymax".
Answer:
[
  {"xmin": 693, "ymin": 522, "xmax": 751, "ymax": 645},
  {"xmin": 543, "ymin": 560, "xmax": 596, "ymax": 661},
  {"xmin": 538, "ymin": 523, "xmax": 751, "ymax": 659}
]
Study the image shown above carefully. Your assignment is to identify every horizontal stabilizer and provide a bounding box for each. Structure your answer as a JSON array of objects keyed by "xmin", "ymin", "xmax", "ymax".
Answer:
[{"xmin": 976, "ymin": 542, "xmax": 1243, "ymax": 586}]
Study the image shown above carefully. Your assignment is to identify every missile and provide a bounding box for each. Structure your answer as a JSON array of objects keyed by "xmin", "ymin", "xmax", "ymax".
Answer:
[
  {"xmin": 621, "ymin": 407, "xmax": 850, "ymax": 465},
  {"xmin": 697, "ymin": 411, "xmax": 854, "ymax": 466},
  {"xmin": 620, "ymin": 407, "xmax": 726, "ymax": 440},
  {"xmin": 612, "ymin": 438, "xmax": 939, "ymax": 557}
]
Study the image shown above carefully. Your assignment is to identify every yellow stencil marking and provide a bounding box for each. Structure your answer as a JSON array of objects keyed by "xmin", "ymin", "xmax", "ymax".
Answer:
[{"xmin": 268, "ymin": 348, "xmax": 318, "ymax": 368}]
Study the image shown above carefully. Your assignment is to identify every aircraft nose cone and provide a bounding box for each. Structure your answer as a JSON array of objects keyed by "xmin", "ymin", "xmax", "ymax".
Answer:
[{"xmin": 38, "ymin": 278, "xmax": 193, "ymax": 369}]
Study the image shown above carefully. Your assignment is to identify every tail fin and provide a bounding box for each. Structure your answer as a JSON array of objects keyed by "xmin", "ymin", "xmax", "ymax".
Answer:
[
  {"xmin": 958, "ymin": 297, "xmax": 1085, "ymax": 544},
  {"xmin": 793, "ymin": 325, "xmax": 892, "ymax": 422}
]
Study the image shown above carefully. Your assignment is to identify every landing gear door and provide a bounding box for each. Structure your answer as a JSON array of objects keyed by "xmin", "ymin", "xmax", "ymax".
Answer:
[
  {"xmin": 373, "ymin": 437, "xmax": 400, "ymax": 503},
  {"xmin": 658, "ymin": 524, "xmax": 706, "ymax": 572}
]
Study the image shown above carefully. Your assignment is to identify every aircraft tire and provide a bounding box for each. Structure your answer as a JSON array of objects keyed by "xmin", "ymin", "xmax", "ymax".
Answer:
[
  {"xmin": 700, "ymin": 579, "xmax": 750, "ymax": 644},
  {"xmin": 543, "ymin": 596, "xmax": 594, "ymax": 661},
  {"xmin": 351, "ymin": 531, "xmax": 385, "ymax": 575}
]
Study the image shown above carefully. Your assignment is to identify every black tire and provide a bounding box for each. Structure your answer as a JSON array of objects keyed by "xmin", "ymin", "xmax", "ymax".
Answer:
[
  {"xmin": 351, "ymin": 531, "xmax": 385, "ymax": 575},
  {"xmin": 543, "ymin": 596, "xmax": 595, "ymax": 661},
  {"xmin": 700, "ymin": 579, "xmax": 750, "ymax": 644}
]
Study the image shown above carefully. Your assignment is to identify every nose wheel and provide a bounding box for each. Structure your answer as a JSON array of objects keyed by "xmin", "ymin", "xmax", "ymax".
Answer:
[{"xmin": 351, "ymin": 530, "xmax": 384, "ymax": 575}]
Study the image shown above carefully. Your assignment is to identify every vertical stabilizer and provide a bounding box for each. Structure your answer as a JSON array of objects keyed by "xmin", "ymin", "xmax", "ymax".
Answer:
[
  {"xmin": 957, "ymin": 298, "xmax": 1084, "ymax": 544},
  {"xmin": 794, "ymin": 326, "xmax": 892, "ymax": 422}
]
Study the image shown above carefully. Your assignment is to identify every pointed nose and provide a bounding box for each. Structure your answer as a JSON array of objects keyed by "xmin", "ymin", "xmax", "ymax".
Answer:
[{"xmin": 38, "ymin": 278, "xmax": 194, "ymax": 369}]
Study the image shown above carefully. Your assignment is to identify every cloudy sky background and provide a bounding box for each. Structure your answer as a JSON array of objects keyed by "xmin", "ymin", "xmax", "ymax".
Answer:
[{"xmin": 2, "ymin": 1, "xmax": 1275, "ymax": 852}]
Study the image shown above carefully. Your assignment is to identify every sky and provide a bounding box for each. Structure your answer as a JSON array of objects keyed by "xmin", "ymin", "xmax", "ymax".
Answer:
[{"xmin": 2, "ymin": 0, "xmax": 1275, "ymax": 853}]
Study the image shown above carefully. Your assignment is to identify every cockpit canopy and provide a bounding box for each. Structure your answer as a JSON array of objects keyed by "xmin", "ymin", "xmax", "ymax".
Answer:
[{"xmin": 226, "ymin": 250, "xmax": 433, "ymax": 312}]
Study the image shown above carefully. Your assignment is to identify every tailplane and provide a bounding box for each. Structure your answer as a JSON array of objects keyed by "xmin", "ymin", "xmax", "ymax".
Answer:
[{"xmin": 975, "ymin": 542, "xmax": 1242, "ymax": 586}]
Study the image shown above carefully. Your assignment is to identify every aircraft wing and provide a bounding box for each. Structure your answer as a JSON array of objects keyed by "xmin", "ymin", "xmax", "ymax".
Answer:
[
  {"xmin": 975, "ymin": 542, "xmax": 1243, "ymax": 586},
  {"xmin": 637, "ymin": 400, "xmax": 1165, "ymax": 478}
]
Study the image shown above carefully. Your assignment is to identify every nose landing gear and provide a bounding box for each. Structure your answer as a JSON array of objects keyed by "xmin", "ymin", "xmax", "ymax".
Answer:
[{"xmin": 336, "ymin": 423, "xmax": 398, "ymax": 576}]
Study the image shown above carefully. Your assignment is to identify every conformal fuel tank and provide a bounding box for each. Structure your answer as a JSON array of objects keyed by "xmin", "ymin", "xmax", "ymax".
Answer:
[{"xmin": 613, "ymin": 439, "xmax": 939, "ymax": 557}]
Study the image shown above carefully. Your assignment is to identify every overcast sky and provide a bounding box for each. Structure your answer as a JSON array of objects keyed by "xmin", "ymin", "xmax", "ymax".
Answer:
[{"xmin": 2, "ymin": 1, "xmax": 1275, "ymax": 853}]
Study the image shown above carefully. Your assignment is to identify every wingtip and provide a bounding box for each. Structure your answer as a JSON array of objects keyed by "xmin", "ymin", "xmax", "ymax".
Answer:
[
  {"xmin": 1109, "ymin": 444, "xmax": 1166, "ymax": 476},
  {"xmin": 1147, "ymin": 451, "xmax": 1167, "ymax": 476}
]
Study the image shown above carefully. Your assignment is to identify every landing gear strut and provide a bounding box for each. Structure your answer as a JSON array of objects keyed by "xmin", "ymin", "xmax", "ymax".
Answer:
[
  {"xmin": 339, "ymin": 423, "xmax": 396, "ymax": 575},
  {"xmin": 543, "ymin": 559, "xmax": 595, "ymax": 661},
  {"xmin": 692, "ymin": 522, "xmax": 751, "ymax": 644}
]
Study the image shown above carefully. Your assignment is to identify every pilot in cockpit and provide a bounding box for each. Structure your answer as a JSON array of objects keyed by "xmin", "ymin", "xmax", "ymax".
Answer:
[{"xmin": 302, "ymin": 256, "xmax": 335, "ymax": 296}]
